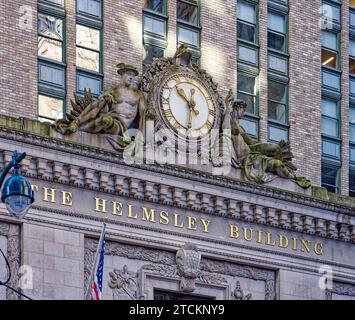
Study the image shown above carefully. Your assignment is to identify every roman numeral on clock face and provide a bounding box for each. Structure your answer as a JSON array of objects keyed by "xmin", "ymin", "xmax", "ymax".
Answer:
[
  {"xmin": 206, "ymin": 120, "xmax": 213, "ymax": 130},
  {"xmin": 161, "ymin": 97, "xmax": 169, "ymax": 104},
  {"xmin": 209, "ymin": 108, "xmax": 216, "ymax": 117},
  {"xmin": 163, "ymin": 109, "xmax": 173, "ymax": 119}
]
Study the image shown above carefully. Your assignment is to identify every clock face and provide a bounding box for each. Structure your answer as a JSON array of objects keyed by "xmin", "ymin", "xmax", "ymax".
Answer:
[{"xmin": 159, "ymin": 73, "xmax": 217, "ymax": 139}]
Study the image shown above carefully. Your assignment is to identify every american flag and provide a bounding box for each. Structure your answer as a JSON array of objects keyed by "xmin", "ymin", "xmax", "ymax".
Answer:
[{"xmin": 91, "ymin": 228, "xmax": 106, "ymax": 300}]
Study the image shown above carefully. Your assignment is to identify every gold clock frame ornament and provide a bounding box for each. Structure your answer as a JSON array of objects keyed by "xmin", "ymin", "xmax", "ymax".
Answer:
[{"xmin": 141, "ymin": 45, "xmax": 224, "ymax": 154}]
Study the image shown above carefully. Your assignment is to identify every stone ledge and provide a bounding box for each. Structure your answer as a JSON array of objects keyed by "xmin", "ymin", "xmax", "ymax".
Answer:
[{"xmin": 0, "ymin": 115, "xmax": 353, "ymax": 211}]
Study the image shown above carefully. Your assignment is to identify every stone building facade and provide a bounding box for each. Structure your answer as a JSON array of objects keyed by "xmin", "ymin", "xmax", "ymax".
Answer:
[{"xmin": 0, "ymin": 0, "xmax": 354, "ymax": 300}]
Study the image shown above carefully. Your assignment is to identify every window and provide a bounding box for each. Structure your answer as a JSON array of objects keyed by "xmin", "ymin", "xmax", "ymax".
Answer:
[
  {"xmin": 77, "ymin": 0, "xmax": 102, "ymax": 18},
  {"xmin": 321, "ymin": 2, "xmax": 341, "ymax": 26},
  {"xmin": 350, "ymin": 170, "xmax": 355, "ymax": 197},
  {"xmin": 237, "ymin": 73, "xmax": 259, "ymax": 137},
  {"xmin": 350, "ymin": 39, "xmax": 355, "ymax": 75},
  {"xmin": 76, "ymin": 0, "xmax": 103, "ymax": 98},
  {"xmin": 268, "ymin": 81, "xmax": 287, "ymax": 124},
  {"xmin": 322, "ymin": 98, "xmax": 339, "ymax": 138},
  {"xmin": 177, "ymin": 0, "xmax": 200, "ymax": 64},
  {"xmin": 38, "ymin": 14, "xmax": 64, "ymax": 63},
  {"xmin": 321, "ymin": 163, "xmax": 340, "ymax": 193},
  {"xmin": 268, "ymin": 12, "xmax": 287, "ymax": 53},
  {"xmin": 321, "ymin": 98, "xmax": 341, "ymax": 160},
  {"xmin": 237, "ymin": 1, "xmax": 257, "ymax": 43},
  {"xmin": 237, "ymin": 2, "xmax": 260, "ymax": 138},
  {"xmin": 37, "ymin": 4, "xmax": 66, "ymax": 122},
  {"xmin": 267, "ymin": 6, "xmax": 289, "ymax": 141},
  {"xmin": 350, "ymin": 107, "xmax": 355, "ymax": 143},
  {"xmin": 322, "ymin": 31, "xmax": 339, "ymax": 69},
  {"xmin": 143, "ymin": 0, "xmax": 167, "ymax": 68},
  {"xmin": 237, "ymin": 1, "xmax": 258, "ymax": 66},
  {"xmin": 268, "ymin": 80, "xmax": 288, "ymax": 142}
]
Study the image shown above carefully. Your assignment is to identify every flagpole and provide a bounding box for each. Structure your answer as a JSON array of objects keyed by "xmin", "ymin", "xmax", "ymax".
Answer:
[{"xmin": 84, "ymin": 217, "xmax": 108, "ymax": 300}]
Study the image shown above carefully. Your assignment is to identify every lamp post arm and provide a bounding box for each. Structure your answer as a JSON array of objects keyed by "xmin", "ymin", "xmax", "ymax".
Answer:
[{"xmin": 0, "ymin": 152, "xmax": 26, "ymax": 190}]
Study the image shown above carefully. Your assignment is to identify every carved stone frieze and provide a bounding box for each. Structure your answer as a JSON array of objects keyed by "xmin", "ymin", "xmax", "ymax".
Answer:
[
  {"xmin": 0, "ymin": 222, "xmax": 21, "ymax": 300},
  {"xmin": 84, "ymin": 238, "xmax": 275, "ymax": 300},
  {"xmin": 325, "ymin": 282, "xmax": 355, "ymax": 300},
  {"xmin": 108, "ymin": 265, "xmax": 138, "ymax": 300}
]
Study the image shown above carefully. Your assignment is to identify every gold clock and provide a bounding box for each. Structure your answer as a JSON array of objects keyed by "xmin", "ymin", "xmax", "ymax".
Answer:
[{"xmin": 159, "ymin": 73, "xmax": 218, "ymax": 139}]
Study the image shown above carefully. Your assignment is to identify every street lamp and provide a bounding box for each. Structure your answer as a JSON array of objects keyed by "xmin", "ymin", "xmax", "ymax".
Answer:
[
  {"xmin": 0, "ymin": 150, "xmax": 34, "ymax": 300},
  {"xmin": 0, "ymin": 151, "xmax": 34, "ymax": 218}
]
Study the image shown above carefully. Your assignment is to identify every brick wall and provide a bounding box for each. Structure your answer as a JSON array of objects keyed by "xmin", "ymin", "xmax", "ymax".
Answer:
[
  {"xmin": 200, "ymin": 0, "xmax": 237, "ymax": 98},
  {"xmin": 258, "ymin": 0, "xmax": 268, "ymax": 143},
  {"xmin": 340, "ymin": 0, "xmax": 350, "ymax": 196},
  {"xmin": 103, "ymin": 0, "xmax": 143, "ymax": 89},
  {"xmin": 0, "ymin": 1, "xmax": 37, "ymax": 118},
  {"xmin": 1, "ymin": 0, "xmax": 355, "ymax": 192},
  {"xmin": 288, "ymin": 0, "xmax": 322, "ymax": 186}
]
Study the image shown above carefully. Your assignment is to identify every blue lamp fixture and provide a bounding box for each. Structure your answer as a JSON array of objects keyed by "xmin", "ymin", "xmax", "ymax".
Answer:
[
  {"xmin": 0, "ymin": 150, "xmax": 34, "ymax": 300},
  {"xmin": 0, "ymin": 150, "xmax": 34, "ymax": 218}
]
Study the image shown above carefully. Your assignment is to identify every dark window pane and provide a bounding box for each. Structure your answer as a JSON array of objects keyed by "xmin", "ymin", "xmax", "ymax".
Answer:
[
  {"xmin": 321, "ymin": 165, "xmax": 338, "ymax": 193},
  {"xmin": 144, "ymin": 0, "xmax": 163, "ymax": 13},
  {"xmin": 237, "ymin": 21, "xmax": 255, "ymax": 42},
  {"xmin": 143, "ymin": 45, "xmax": 164, "ymax": 66},
  {"xmin": 77, "ymin": 73, "xmax": 102, "ymax": 96},
  {"xmin": 238, "ymin": 74, "xmax": 255, "ymax": 94},
  {"xmin": 268, "ymin": 81, "xmax": 287, "ymax": 104},
  {"xmin": 177, "ymin": 1, "xmax": 197, "ymax": 25},
  {"xmin": 268, "ymin": 102, "xmax": 286, "ymax": 123},
  {"xmin": 322, "ymin": 49, "xmax": 337, "ymax": 68},
  {"xmin": 350, "ymin": 171, "xmax": 355, "ymax": 195},
  {"xmin": 238, "ymin": 92, "xmax": 255, "ymax": 115},
  {"xmin": 350, "ymin": 58, "xmax": 355, "ymax": 75},
  {"xmin": 268, "ymin": 32, "xmax": 285, "ymax": 52}
]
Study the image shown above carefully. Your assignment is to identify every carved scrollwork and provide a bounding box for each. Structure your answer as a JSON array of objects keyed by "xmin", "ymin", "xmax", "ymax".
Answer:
[
  {"xmin": 232, "ymin": 281, "xmax": 252, "ymax": 300},
  {"xmin": 0, "ymin": 222, "xmax": 21, "ymax": 300},
  {"xmin": 325, "ymin": 282, "xmax": 355, "ymax": 300},
  {"xmin": 108, "ymin": 265, "xmax": 138, "ymax": 300}
]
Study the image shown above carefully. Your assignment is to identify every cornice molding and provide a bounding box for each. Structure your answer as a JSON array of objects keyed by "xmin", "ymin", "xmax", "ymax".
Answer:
[{"xmin": 0, "ymin": 126, "xmax": 354, "ymax": 217}]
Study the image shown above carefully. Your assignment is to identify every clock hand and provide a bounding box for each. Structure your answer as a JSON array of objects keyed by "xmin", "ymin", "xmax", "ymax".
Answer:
[
  {"xmin": 189, "ymin": 88, "xmax": 199, "ymax": 115},
  {"xmin": 176, "ymin": 86, "xmax": 190, "ymax": 104},
  {"xmin": 187, "ymin": 108, "xmax": 193, "ymax": 129}
]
